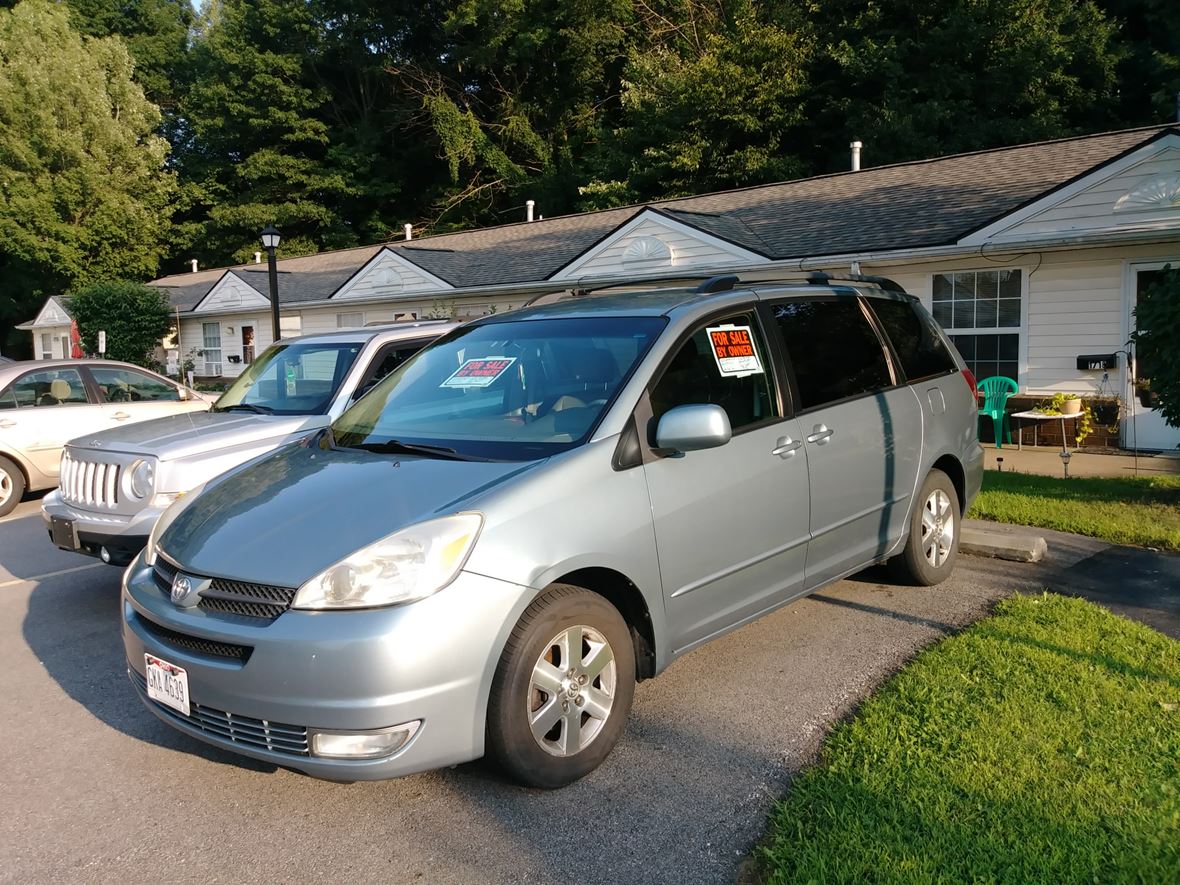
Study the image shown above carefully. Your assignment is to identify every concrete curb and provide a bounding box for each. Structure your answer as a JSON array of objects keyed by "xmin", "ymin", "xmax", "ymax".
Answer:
[{"xmin": 961, "ymin": 519, "xmax": 1047, "ymax": 563}]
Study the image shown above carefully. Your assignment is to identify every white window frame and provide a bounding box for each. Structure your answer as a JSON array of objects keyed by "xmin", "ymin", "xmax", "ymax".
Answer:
[
  {"xmin": 39, "ymin": 333, "xmax": 52, "ymax": 360},
  {"xmin": 930, "ymin": 267, "xmax": 1027, "ymax": 388},
  {"xmin": 202, "ymin": 322, "xmax": 223, "ymax": 375},
  {"xmin": 336, "ymin": 312, "xmax": 365, "ymax": 329}
]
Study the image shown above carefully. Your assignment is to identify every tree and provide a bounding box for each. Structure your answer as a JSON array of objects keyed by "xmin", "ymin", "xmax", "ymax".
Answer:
[
  {"xmin": 800, "ymin": 0, "xmax": 1124, "ymax": 172},
  {"xmin": 1131, "ymin": 265, "xmax": 1180, "ymax": 431},
  {"xmin": 585, "ymin": 0, "xmax": 812, "ymax": 204},
  {"xmin": 68, "ymin": 281, "xmax": 173, "ymax": 367},
  {"xmin": 0, "ymin": 0, "xmax": 176, "ymax": 354},
  {"xmin": 180, "ymin": 0, "xmax": 355, "ymax": 265}
]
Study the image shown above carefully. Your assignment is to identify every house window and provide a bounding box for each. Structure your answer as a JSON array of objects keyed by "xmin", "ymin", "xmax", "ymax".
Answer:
[
  {"xmin": 40, "ymin": 333, "xmax": 52, "ymax": 360},
  {"xmin": 932, "ymin": 269, "xmax": 1021, "ymax": 383},
  {"xmin": 337, "ymin": 312, "xmax": 365, "ymax": 329},
  {"xmin": 202, "ymin": 322, "xmax": 222, "ymax": 375},
  {"xmin": 280, "ymin": 315, "xmax": 302, "ymax": 339}
]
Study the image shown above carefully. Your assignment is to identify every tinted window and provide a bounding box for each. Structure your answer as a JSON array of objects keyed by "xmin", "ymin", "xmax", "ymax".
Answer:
[
  {"xmin": 771, "ymin": 299, "xmax": 892, "ymax": 410},
  {"xmin": 650, "ymin": 313, "xmax": 778, "ymax": 432},
  {"xmin": 90, "ymin": 367, "xmax": 180, "ymax": 402},
  {"xmin": 869, "ymin": 298, "xmax": 958, "ymax": 382},
  {"xmin": 5, "ymin": 368, "xmax": 89, "ymax": 408}
]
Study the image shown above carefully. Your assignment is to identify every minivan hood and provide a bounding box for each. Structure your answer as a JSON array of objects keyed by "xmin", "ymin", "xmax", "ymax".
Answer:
[
  {"xmin": 70, "ymin": 411, "xmax": 325, "ymax": 461},
  {"xmin": 160, "ymin": 443, "xmax": 542, "ymax": 587}
]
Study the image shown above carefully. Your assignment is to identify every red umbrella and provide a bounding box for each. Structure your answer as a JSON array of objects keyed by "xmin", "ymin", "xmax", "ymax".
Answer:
[{"xmin": 70, "ymin": 320, "xmax": 84, "ymax": 359}]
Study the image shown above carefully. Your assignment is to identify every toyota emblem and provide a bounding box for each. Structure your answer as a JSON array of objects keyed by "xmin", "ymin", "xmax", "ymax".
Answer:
[{"xmin": 170, "ymin": 574, "xmax": 200, "ymax": 607}]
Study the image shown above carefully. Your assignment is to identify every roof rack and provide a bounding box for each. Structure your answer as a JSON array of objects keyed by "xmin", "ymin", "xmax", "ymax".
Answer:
[{"xmin": 521, "ymin": 269, "xmax": 905, "ymax": 308}]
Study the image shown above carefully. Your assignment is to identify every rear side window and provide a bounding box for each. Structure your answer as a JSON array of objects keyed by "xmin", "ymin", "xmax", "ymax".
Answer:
[
  {"xmin": 770, "ymin": 299, "xmax": 892, "ymax": 410},
  {"xmin": 868, "ymin": 298, "xmax": 959, "ymax": 382}
]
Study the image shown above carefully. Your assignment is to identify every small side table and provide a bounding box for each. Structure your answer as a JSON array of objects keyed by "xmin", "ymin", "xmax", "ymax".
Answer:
[{"xmin": 1009, "ymin": 410, "xmax": 1082, "ymax": 453}]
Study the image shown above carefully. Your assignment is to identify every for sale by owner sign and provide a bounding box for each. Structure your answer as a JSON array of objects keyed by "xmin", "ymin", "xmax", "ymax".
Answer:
[{"xmin": 706, "ymin": 325, "xmax": 763, "ymax": 377}]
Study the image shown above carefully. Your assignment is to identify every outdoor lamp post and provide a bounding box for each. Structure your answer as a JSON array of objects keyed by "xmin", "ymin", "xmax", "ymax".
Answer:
[{"xmin": 261, "ymin": 225, "xmax": 282, "ymax": 341}]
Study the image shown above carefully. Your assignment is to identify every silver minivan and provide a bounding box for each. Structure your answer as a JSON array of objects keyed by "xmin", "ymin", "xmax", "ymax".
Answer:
[{"xmin": 122, "ymin": 275, "xmax": 983, "ymax": 787}]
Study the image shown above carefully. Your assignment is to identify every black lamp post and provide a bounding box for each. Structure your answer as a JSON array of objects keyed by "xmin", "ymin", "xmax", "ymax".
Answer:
[{"xmin": 261, "ymin": 225, "xmax": 282, "ymax": 341}]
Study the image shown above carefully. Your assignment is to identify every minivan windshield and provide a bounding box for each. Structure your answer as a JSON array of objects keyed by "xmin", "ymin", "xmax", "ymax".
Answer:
[
  {"xmin": 332, "ymin": 316, "xmax": 666, "ymax": 461},
  {"xmin": 214, "ymin": 341, "xmax": 364, "ymax": 416}
]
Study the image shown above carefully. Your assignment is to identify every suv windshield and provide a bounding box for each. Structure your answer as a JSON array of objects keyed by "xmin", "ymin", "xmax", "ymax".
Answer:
[
  {"xmin": 332, "ymin": 316, "xmax": 665, "ymax": 461},
  {"xmin": 214, "ymin": 341, "xmax": 364, "ymax": 416}
]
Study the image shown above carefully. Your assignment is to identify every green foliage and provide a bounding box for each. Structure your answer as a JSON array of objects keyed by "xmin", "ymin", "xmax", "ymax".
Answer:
[
  {"xmin": 0, "ymin": 0, "xmax": 176, "ymax": 352},
  {"xmin": 68, "ymin": 280, "xmax": 174, "ymax": 367},
  {"xmin": 760, "ymin": 593, "xmax": 1180, "ymax": 883},
  {"xmin": 969, "ymin": 470, "xmax": 1180, "ymax": 550},
  {"xmin": 1130, "ymin": 264, "xmax": 1180, "ymax": 430}
]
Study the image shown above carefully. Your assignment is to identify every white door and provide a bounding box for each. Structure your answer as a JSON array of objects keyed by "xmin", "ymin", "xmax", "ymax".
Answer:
[{"xmin": 1125, "ymin": 263, "xmax": 1180, "ymax": 452}]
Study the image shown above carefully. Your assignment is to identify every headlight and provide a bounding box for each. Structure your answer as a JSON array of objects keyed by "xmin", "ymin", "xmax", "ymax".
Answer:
[
  {"xmin": 144, "ymin": 481, "xmax": 206, "ymax": 567},
  {"xmin": 125, "ymin": 459, "xmax": 155, "ymax": 499},
  {"xmin": 292, "ymin": 513, "xmax": 482, "ymax": 610}
]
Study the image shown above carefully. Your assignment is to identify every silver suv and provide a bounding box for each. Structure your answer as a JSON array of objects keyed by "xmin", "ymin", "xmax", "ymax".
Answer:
[
  {"xmin": 121, "ymin": 275, "xmax": 982, "ymax": 787},
  {"xmin": 43, "ymin": 322, "xmax": 453, "ymax": 564}
]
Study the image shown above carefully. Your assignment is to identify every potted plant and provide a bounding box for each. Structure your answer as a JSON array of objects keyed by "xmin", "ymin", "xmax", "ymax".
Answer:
[{"xmin": 1038, "ymin": 392, "xmax": 1082, "ymax": 415}]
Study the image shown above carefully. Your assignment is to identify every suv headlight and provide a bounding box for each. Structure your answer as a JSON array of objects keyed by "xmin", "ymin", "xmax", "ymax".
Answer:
[
  {"xmin": 125, "ymin": 459, "xmax": 155, "ymax": 500},
  {"xmin": 144, "ymin": 481, "xmax": 206, "ymax": 567},
  {"xmin": 292, "ymin": 513, "xmax": 482, "ymax": 610}
]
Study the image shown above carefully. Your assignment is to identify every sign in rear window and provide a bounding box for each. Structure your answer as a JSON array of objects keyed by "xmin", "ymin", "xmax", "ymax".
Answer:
[{"xmin": 706, "ymin": 325, "xmax": 763, "ymax": 377}]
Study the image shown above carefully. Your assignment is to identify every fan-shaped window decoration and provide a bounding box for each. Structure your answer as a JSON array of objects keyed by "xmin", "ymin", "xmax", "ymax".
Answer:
[
  {"xmin": 621, "ymin": 236, "xmax": 674, "ymax": 269},
  {"xmin": 221, "ymin": 285, "xmax": 242, "ymax": 308},
  {"xmin": 375, "ymin": 264, "xmax": 405, "ymax": 292},
  {"xmin": 1113, "ymin": 174, "xmax": 1180, "ymax": 213}
]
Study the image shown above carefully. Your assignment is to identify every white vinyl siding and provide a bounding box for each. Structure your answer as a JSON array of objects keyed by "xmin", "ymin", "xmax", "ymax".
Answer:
[{"xmin": 332, "ymin": 249, "xmax": 452, "ymax": 300}]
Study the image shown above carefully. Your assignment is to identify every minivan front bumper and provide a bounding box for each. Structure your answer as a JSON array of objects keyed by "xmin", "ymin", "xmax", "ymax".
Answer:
[{"xmin": 121, "ymin": 553, "xmax": 534, "ymax": 780}]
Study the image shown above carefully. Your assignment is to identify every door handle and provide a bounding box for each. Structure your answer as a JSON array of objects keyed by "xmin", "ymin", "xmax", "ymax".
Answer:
[
  {"xmin": 0, "ymin": 419, "xmax": 15, "ymax": 429},
  {"xmin": 771, "ymin": 436, "xmax": 802, "ymax": 458},
  {"xmin": 806, "ymin": 424, "xmax": 834, "ymax": 445},
  {"xmin": 111, "ymin": 412, "xmax": 131, "ymax": 421}
]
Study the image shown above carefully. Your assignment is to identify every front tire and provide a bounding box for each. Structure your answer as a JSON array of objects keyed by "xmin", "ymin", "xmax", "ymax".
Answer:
[
  {"xmin": 889, "ymin": 468, "xmax": 960, "ymax": 586},
  {"xmin": 0, "ymin": 456, "xmax": 25, "ymax": 518},
  {"xmin": 487, "ymin": 585, "xmax": 635, "ymax": 788}
]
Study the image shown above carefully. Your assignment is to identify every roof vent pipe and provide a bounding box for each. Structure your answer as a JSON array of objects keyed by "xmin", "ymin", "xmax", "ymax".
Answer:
[
  {"xmin": 190, "ymin": 259, "xmax": 198, "ymax": 273},
  {"xmin": 404, "ymin": 223, "xmax": 412, "ymax": 241},
  {"xmin": 850, "ymin": 141, "xmax": 862, "ymax": 172},
  {"xmin": 254, "ymin": 252, "xmax": 262, "ymax": 264},
  {"xmin": 526, "ymin": 200, "xmax": 535, "ymax": 222}
]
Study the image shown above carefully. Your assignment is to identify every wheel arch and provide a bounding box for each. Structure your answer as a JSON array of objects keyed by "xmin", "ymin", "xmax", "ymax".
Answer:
[
  {"xmin": 548, "ymin": 567, "xmax": 658, "ymax": 681},
  {"xmin": 930, "ymin": 453, "xmax": 966, "ymax": 515}
]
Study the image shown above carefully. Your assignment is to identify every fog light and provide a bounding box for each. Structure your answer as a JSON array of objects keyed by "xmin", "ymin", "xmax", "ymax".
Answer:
[{"xmin": 310, "ymin": 721, "xmax": 421, "ymax": 759}]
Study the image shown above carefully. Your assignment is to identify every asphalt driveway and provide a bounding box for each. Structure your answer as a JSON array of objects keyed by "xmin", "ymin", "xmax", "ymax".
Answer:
[{"xmin": 0, "ymin": 497, "xmax": 1150, "ymax": 884}]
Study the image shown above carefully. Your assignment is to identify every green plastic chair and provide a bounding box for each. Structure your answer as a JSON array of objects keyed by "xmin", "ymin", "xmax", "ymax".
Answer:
[{"xmin": 977, "ymin": 375, "xmax": 1018, "ymax": 448}]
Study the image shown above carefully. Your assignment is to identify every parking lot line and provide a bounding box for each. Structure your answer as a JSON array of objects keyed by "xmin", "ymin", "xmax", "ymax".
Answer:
[{"xmin": 0, "ymin": 562, "xmax": 105, "ymax": 589}]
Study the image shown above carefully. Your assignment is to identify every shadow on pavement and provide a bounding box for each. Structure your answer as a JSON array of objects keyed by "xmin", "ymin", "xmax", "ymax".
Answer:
[
  {"xmin": 21, "ymin": 569, "xmax": 277, "ymax": 775},
  {"xmin": 1047, "ymin": 546, "xmax": 1180, "ymax": 640}
]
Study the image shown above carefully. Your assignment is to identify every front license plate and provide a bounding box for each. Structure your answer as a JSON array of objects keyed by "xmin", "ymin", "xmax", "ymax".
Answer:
[
  {"xmin": 145, "ymin": 654, "xmax": 190, "ymax": 717},
  {"xmin": 50, "ymin": 516, "xmax": 79, "ymax": 551}
]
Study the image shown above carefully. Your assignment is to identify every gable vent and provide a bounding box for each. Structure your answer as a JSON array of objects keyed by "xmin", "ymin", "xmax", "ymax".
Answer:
[
  {"xmin": 622, "ymin": 236, "xmax": 673, "ymax": 269},
  {"xmin": 1113, "ymin": 173, "xmax": 1180, "ymax": 213}
]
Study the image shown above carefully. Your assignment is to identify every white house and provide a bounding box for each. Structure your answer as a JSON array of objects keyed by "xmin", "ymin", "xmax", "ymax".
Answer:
[
  {"xmin": 21, "ymin": 123, "xmax": 1180, "ymax": 450},
  {"xmin": 15, "ymin": 296, "xmax": 74, "ymax": 360}
]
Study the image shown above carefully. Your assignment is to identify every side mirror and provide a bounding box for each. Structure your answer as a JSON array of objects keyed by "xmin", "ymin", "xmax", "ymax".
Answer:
[{"xmin": 655, "ymin": 404, "xmax": 731, "ymax": 454}]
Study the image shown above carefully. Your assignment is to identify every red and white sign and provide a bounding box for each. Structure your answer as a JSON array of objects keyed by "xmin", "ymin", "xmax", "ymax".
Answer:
[
  {"xmin": 441, "ymin": 356, "xmax": 517, "ymax": 389},
  {"xmin": 706, "ymin": 325, "xmax": 763, "ymax": 377}
]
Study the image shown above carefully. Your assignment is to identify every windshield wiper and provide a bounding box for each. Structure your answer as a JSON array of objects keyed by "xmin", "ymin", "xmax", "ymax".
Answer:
[
  {"xmin": 349, "ymin": 439, "xmax": 489, "ymax": 461},
  {"xmin": 214, "ymin": 403, "xmax": 275, "ymax": 414}
]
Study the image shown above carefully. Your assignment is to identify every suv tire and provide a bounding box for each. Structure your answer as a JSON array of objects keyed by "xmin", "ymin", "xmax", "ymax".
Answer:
[
  {"xmin": 487, "ymin": 585, "xmax": 635, "ymax": 788},
  {"xmin": 890, "ymin": 468, "xmax": 960, "ymax": 586},
  {"xmin": 0, "ymin": 455, "xmax": 25, "ymax": 518}
]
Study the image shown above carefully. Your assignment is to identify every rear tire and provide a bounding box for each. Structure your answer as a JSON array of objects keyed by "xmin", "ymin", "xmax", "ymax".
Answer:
[
  {"xmin": 487, "ymin": 585, "xmax": 635, "ymax": 788},
  {"xmin": 0, "ymin": 456, "xmax": 25, "ymax": 518},
  {"xmin": 889, "ymin": 468, "xmax": 960, "ymax": 586}
]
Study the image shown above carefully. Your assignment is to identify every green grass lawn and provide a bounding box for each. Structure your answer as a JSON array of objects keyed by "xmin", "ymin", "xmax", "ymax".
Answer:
[
  {"xmin": 758, "ymin": 594, "xmax": 1180, "ymax": 884},
  {"xmin": 968, "ymin": 470, "xmax": 1180, "ymax": 551}
]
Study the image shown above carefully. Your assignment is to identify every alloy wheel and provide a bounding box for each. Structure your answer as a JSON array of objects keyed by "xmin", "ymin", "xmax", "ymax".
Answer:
[
  {"xmin": 921, "ymin": 488, "xmax": 954, "ymax": 568},
  {"xmin": 528, "ymin": 624, "xmax": 616, "ymax": 757}
]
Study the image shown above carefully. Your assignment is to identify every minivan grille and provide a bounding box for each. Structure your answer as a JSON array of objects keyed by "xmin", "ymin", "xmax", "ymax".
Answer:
[
  {"xmin": 153, "ymin": 558, "xmax": 296, "ymax": 621},
  {"xmin": 60, "ymin": 452, "xmax": 121, "ymax": 510},
  {"xmin": 136, "ymin": 613, "xmax": 253, "ymax": 662},
  {"xmin": 130, "ymin": 670, "xmax": 309, "ymax": 757}
]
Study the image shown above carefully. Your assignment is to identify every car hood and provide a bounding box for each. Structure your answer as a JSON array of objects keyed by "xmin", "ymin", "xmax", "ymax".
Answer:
[
  {"xmin": 160, "ymin": 443, "xmax": 542, "ymax": 587},
  {"xmin": 69, "ymin": 411, "xmax": 326, "ymax": 461}
]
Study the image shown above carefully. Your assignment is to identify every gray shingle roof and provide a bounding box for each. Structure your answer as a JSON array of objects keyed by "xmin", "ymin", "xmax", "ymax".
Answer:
[{"xmin": 157, "ymin": 125, "xmax": 1177, "ymax": 311}]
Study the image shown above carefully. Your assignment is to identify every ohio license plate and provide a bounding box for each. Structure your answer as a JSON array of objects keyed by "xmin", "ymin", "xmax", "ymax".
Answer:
[
  {"xmin": 50, "ymin": 516, "xmax": 79, "ymax": 551},
  {"xmin": 145, "ymin": 654, "xmax": 190, "ymax": 717}
]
